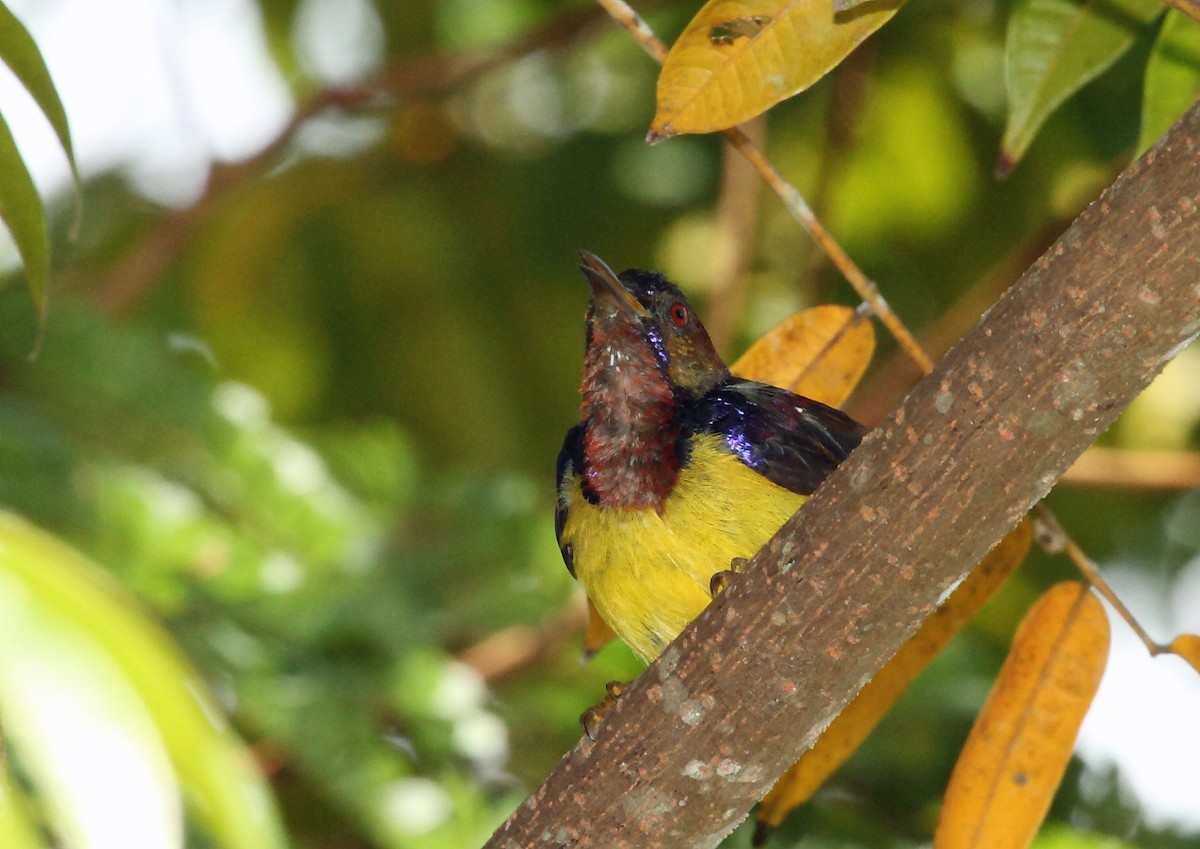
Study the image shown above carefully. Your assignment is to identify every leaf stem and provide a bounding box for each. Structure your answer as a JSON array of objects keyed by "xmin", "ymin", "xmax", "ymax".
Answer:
[
  {"xmin": 594, "ymin": 0, "xmax": 935, "ymax": 372},
  {"xmin": 594, "ymin": 0, "xmax": 668, "ymax": 62},
  {"xmin": 1030, "ymin": 505, "xmax": 1167, "ymax": 656}
]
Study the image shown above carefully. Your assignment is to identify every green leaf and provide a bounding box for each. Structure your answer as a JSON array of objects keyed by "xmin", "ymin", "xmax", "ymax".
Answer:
[
  {"xmin": 999, "ymin": 0, "xmax": 1163, "ymax": 175},
  {"xmin": 0, "ymin": 3, "xmax": 79, "ymax": 194},
  {"xmin": 0, "ymin": 108, "xmax": 48, "ymax": 331},
  {"xmin": 1138, "ymin": 10, "xmax": 1200, "ymax": 154},
  {"xmin": 0, "ymin": 1, "xmax": 82, "ymax": 340},
  {"xmin": 0, "ymin": 512, "xmax": 289, "ymax": 849}
]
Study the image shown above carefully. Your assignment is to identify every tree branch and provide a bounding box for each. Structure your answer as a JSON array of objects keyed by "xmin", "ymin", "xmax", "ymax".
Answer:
[
  {"xmin": 1062, "ymin": 446, "xmax": 1200, "ymax": 489},
  {"xmin": 485, "ymin": 103, "xmax": 1200, "ymax": 848}
]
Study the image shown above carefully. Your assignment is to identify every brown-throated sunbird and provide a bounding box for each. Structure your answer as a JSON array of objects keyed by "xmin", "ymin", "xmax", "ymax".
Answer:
[{"xmin": 556, "ymin": 251, "xmax": 865, "ymax": 664}]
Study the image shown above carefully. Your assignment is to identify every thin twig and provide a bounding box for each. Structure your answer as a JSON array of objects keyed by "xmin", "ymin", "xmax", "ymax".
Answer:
[
  {"xmin": 87, "ymin": 5, "xmax": 608, "ymax": 313},
  {"xmin": 1062, "ymin": 447, "xmax": 1200, "ymax": 490},
  {"xmin": 595, "ymin": 0, "xmax": 668, "ymax": 62},
  {"xmin": 594, "ymin": 0, "xmax": 935, "ymax": 373},
  {"xmin": 1030, "ymin": 506, "xmax": 1167, "ymax": 656},
  {"xmin": 720, "ymin": 126, "xmax": 936, "ymax": 372},
  {"xmin": 458, "ymin": 594, "xmax": 589, "ymax": 683},
  {"xmin": 848, "ymin": 222, "xmax": 1063, "ymax": 425}
]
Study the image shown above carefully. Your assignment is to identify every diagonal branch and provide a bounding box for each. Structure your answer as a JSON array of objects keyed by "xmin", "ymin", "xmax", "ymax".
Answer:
[{"xmin": 484, "ymin": 102, "xmax": 1200, "ymax": 849}]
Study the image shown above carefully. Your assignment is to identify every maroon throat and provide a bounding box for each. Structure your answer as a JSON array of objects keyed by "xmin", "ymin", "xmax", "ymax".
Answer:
[{"xmin": 579, "ymin": 319, "xmax": 679, "ymax": 513}]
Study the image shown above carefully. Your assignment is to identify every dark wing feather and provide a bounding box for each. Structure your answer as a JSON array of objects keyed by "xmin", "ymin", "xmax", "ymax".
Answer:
[
  {"xmin": 555, "ymin": 424, "xmax": 585, "ymax": 578},
  {"xmin": 681, "ymin": 379, "xmax": 866, "ymax": 496}
]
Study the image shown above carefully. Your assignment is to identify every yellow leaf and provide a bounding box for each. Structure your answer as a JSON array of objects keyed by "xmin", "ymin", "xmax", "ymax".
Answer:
[
  {"xmin": 583, "ymin": 596, "xmax": 618, "ymax": 661},
  {"xmin": 651, "ymin": 0, "xmax": 902, "ymax": 139},
  {"xmin": 756, "ymin": 521, "xmax": 1031, "ymax": 837},
  {"xmin": 730, "ymin": 305, "xmax": 874, "ymax": 407},
  {"xmin": 934, "ymin": 582, "xmax": 1109, "ymax": 849},
  {"xmin": 1168, "ymin": 633, "xmax": 1200, "ymax": 676}
]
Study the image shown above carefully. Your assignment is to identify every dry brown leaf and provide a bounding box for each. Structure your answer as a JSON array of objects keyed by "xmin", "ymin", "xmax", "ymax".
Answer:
[
  {"xmin": 934, "ymin": 582, "xmax": 1109, "ymax": 849},
  {"xmin": 651, "ymin": 0, "xmax": 902, "ymax": 139},
  {"xmin": 1168, "ymin": 633, "xmax": 1200, "ymax": 675},
  {"xmin": 755, "ymin": 521, "xmax": 1032, "ymax": 839},
  {"xmin": 731, "ymin": 305, "xmax": 874, "ymax": 407}
]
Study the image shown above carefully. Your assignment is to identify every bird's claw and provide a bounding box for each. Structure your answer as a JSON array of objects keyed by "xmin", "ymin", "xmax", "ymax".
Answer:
[
  {"xmin": 580, "ymin": 680, "xmax": 626, "ymax": 740},
  {"xmin": 710, "ymin": 557, "xmax": 750, "ymax": 596}
]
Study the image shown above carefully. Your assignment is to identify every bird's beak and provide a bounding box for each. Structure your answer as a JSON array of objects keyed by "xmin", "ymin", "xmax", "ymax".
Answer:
[{"xmin": 578, "ymin": 250, "xmax": 649, "ymax": 318}]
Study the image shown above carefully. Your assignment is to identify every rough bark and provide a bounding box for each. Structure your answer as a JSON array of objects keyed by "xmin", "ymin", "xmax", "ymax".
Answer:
[{"xmin": 485, "ymin": 103, "xmax": 1200, "ymax": 848}]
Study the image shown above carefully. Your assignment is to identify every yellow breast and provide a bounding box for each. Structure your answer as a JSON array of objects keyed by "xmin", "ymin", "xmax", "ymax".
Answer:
[{"xmin": 561, "ymin": 433, "xmax": 806, "ymax": 662}]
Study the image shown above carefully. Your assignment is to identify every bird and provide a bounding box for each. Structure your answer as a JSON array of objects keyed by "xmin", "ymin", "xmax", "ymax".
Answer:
[{"xmin": 556, "ymin": 251, "xmax": 866, "ymax": 666}]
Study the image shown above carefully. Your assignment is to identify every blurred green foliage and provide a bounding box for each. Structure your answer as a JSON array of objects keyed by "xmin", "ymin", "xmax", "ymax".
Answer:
[{"xmin": 0, "ymin": 0, "xmax": 1198, "ymax": 847}]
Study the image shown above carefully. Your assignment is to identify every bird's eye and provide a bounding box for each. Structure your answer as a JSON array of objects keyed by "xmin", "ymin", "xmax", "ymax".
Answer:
[{"xmin": 669, "ymin": 302, "xmax": 689, "ymax": 328}]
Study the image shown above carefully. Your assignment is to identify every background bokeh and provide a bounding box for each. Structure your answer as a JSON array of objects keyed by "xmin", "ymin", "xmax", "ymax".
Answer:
[{"xmin": 0, "ymin": 0, "xmax": 1198, "ymax": 847}]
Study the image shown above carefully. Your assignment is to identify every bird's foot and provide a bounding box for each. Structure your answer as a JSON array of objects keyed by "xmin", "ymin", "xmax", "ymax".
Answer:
[
  {"xmin": 580, "ymin": 679, "xmax": 626, "ymax": 741},
  {"xmin": 710, "ymin": 557, "xmax": 750, "ymax": 596}
]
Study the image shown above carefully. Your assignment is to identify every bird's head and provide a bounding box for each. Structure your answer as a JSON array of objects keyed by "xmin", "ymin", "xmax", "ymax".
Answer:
[{"xmin": 578, "ymin": 250, "xmax": 727, "ymax": 400}]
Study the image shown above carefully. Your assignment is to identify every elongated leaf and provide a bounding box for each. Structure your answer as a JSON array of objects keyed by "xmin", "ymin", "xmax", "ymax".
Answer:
[
  {"xmin": 0, "ymin": 577, "xmax": 183, "ymax": 849},
  {"xmin": 755, "ymin": 521, "xmax": 1032, "ymax": 842},
  {"xmin": 934, "ymin": 582, "xmax": 1109, "ymax": 849},
  {"xmin": 999, "ymin": 0, "xmax": 1162, "ymax": 175},
  {"xmin": 0, "ymin": 3, "xmax": 79, "ymax": 191},
  {"xmin": 651, "ymin": 0, "xmax": 901, "ymax": 139},
  {"xmin": 731, "ymin": 305, "xmax": 874, "ymax": 407},
  {"xmin": 0, "ymin": 512, "xmax": 287, "ymax": 849},
  {"xmin": 0, "ymin": 1, "xmax": 82, "ymax": 338},
  {"xmin": 1138, "ymin": 11, "xmax": 1200, "ymax": 154},
  {"xmin": 0, "ymin": 108, "xmax": 47, "ymax": 328}
]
